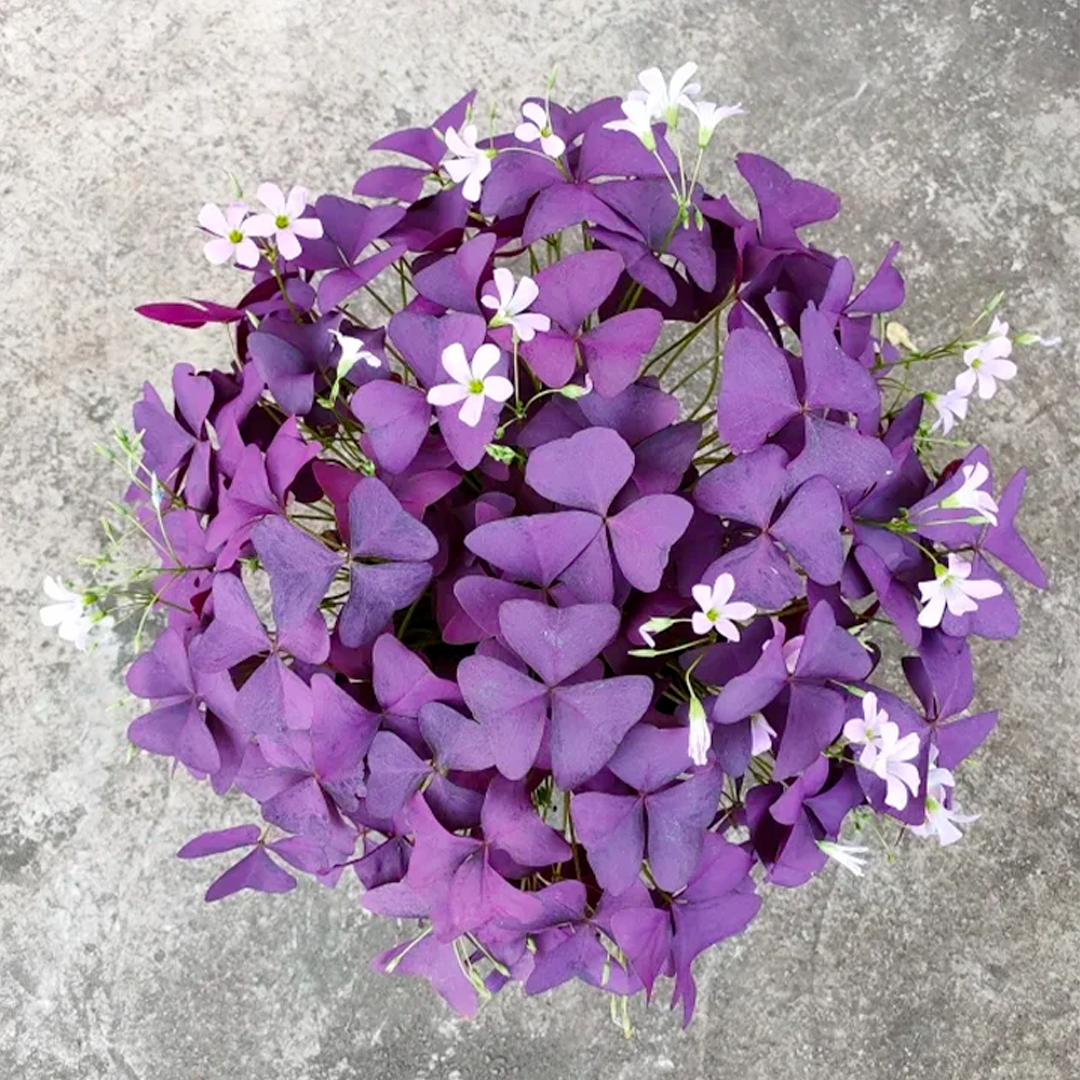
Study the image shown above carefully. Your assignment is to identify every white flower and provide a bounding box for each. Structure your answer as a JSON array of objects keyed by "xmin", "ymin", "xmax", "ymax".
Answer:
[
  {"xmin": 917, "ymin": 553, "xmax": 1004, "ymax": 629},
  {"xmin": 514, "ymin": 101, "xmax": 565, "ymax": 158},
  {"xmin": 845, "ymin": 695, "xmax": 921, "ymax": 810},
  {"xmin": 481, "ymin": 268, "xmax": 551, "ymax": 341},
  {"xmin": 816, "ymin": 840, "xmax": 870, "ymax": 877},
  {"xmin": 246, "ymin": 184, "xmax": 324, "ymax": 261},
  {"xmin": 40, "ymin": 577, "xmax": 98, "ymax": 651},
  {"xmin": 329, "ymin": 329, "xmax": 381, "ymax": 374},
  {"xmin": 691, "ymin": 573, "xmax": 756, "ymax": 640},
  {"xmin": 910, "ymin": 750, "xmax": 979, "ymax": 846},
  {"xmin": 926, "ymin": 383, "xmax": 970, "ymax": 435},
  {"xmin": 939, "ymin": 461, "xmax": 999, "ymax": 526},
  {"xmin": 197, "ymin": 201, "xmax": 262, "ymax": 268},
  {"xmin": 426, "ymin": 342, "xmax": 513, "ymax": 427},
  {"xmin": 603, "ymin": 99, "xmax": 657, "ymax": 152},
  {"xmin": 957, "ymin": 316, "xmax": 1017, "ymax": 400},
  {"xmin": 687, "ymin": 695, "xmax": 711, "ymax": 767},
  {"xmin": 687, "ymin": 100, "xmax": 744, "ymax": 147},
  {"xmin": 866, "ymin": 721, "xmax": 922, "ymax": 811},
  {"xmin": 749, "ymin": 712, "xmax": 777, "ymax": 756},
  {"xmin": 442, "ymin": 124, "xmax": 493, "ymax": 203},
  {"xmin": 842, "ymin": 691, "xmax": 891, "ymax": 753},
  {"xmin": 628, "ymin": 62, "xmax": 701, "ymax": 126}
]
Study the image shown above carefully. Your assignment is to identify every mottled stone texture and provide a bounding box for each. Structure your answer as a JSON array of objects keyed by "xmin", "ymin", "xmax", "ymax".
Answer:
[{"xmin": 1, "ymin": 1, "xmax": 1077, "ymax": 1077}]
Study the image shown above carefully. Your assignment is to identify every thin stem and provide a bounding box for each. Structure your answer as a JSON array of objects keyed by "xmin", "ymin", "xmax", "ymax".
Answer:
[
  {"xmin": 564, "ymin": 795, "xmax": 584, "ymax": 882},
  {"xmin": 362, "ymin": 283, "xmax": 397, "ymax": 318},
  {"xmin": 269, "ymin": 258, "xmax": 303, "ymax": 323},
  {"xmin": 513, "ymin": 333, "xmax": 521, "ymax": 411}
]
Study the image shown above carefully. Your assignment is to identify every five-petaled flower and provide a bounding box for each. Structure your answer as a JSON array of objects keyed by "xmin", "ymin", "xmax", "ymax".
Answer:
[
  {"xmin": 40, "ymin": 576, "xmax": 101, "ymax": 651},
  {"xmin": 481, "ymin": 268, "xmax": 551, "ymax": 341},
  {"xmin": 442, "ymin": 124, "xmax": 492, "ymax": 202},
  {"xmin": 426, "ymin": 342, "xmax": 513, "ymax": 428},
  {"xmin": 197, "ymin": 201, "xmax": 263, "ymax": 268},
  {"xmin": 862, "ymin": 721, "xmax": 920, "ymax": 811},
  {"xmin": 926, "ymin": 384, "xmax": 970, "ymax": 435},
  {"xmin": 910, "ymin": 749, "xmax": 979, "ymax": 846},
  {"xmin": 842, "ymin": 691, "xmax": 891, "ymax": 753},
  {"xmin": 957, "ymin": 316, "xmax": 1017, "ymax": 399},
  {"xmin": 246, "ymin": 183, "xmax": 324, "ymax": 261},
  {"xmin": 603, "ymin": 98, "xmax": 657, "ymax": 152},
  {"xmin": 691, "ymin": 572, "xmax": 756, "ymax": 640},
  {"xmin": 843, "ymin": 693, "xmax": 921, "ymax": 811},
  {"xmin": 628, "ymin": 62, "xmax": 701, "ymax": 127},
  {"xmin": 687, "ymin": 100, "xmax": 744, "ymax": 147},
  {"xmin": 940, "ymin": 461, "xmax": 999, "ymax": 525},
  {"xmin": 514, "ymin": 101, "xmax": 565, "ymax": 158},
  {"xmin": 917, "ymin": 553, "xmax": 1004, "ymax": 628}
]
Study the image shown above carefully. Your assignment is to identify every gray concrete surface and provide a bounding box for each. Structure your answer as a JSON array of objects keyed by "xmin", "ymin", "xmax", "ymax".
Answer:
[{"xmin": 2, "ymin": 1, "xmax": 1078, "ymax": 1077}]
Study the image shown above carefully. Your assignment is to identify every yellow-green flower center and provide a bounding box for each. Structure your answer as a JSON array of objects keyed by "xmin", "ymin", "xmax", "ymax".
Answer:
[
  {"xmin": 275, "ymin": 214, "xmax": 290, "ymax": 229},
  {"xmin": 469, "ymin": 378, "xmax": 485, "ymax": 395},
  {"xmin": 228, "ymin": 229, "xmax": 244, "ymax": 243}
]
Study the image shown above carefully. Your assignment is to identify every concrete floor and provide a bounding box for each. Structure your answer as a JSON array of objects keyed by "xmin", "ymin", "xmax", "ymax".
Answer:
[{"xmin": 1, "ymin": 1, "xmax": 1078, "ymax": 1077}]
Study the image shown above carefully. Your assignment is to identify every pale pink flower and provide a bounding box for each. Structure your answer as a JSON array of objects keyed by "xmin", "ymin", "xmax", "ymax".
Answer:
[
  {"xmin": 957, "ymin": 316, "xmax": 1017, "ymax": 399},
  {"xmin": 197, "ymin": 201, "xmax": 262, "ymax": 268},
  {"xmin": 867, "ymin": 721, "xmax": 922, "ymax": 811},
  {"xmin": 690, "ymin": 573, "xmax": 756, "ymax": 641},
  {"xmin": 426, "ymin": 342, "xmax": 513, "ymax": 427},
  {"xmin": 246, "ymin": 183, "xmax": 324, "ymax": 261},
  {"xmin": 910, "ymin": 750, "xmax": 979, "ymax": 846},
  {"xmin": 917, "ymin": 553, "xmax": 1003, "ymax": 629},
  {"xmin": 481, "ymin": 268, "xmax": 550, "ymax": 341},
  {"xmin": 514, "ymin": 101, "xmax": 565, "ymax": 158},
  {"xmin": 926, "ymin": 383, "xmax": 970, "ymax": 434},
  {"xmin": 842, "ymin": 691, "xmax": 891, "ymax": 753},
  {"xmin": 940, "ymin": 461, "xmax": 999, "ymax": 525},
  {"xmin": 443, "ymin": 125, "xmax": 492, "ymax": 203}
]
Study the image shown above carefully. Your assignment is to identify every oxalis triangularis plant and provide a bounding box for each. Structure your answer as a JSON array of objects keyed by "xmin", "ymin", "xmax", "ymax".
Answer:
[{"xmin": 46, "ymin": 64, "xmax": 1056, "ymax": 1031}]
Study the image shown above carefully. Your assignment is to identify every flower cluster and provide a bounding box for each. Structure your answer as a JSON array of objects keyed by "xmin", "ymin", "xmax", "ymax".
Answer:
[{"xmin": 52, "ymin": 67, "xmax": 1050, "ymax": 1030}]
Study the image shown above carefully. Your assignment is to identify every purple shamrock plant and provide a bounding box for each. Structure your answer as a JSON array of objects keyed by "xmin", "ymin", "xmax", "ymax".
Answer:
[{"xmin": 52, "ymin": 62, "xmax": 1055, "ymax": 1033}]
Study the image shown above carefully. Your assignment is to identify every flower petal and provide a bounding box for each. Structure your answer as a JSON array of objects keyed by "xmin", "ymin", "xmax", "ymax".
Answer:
[
  {"xmin": 256, "ymin": 182, "xmax": 286, "ymax": 214},
  {"xmin": 440, "ymin": 342, "xmax": 472, "ymax": 386},
  {"xmin": 471, "ymin": 342, "xmax": 502, "ymax": 381}
]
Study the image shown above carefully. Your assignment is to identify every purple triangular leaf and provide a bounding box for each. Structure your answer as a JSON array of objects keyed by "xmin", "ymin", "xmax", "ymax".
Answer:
[
  {"xmin": 608, "ymin": 494, "xmax": 693, "ymax": 592},
  {"xmin": 252, "ymin": 516, "xmax": 344, "ymax": 631},
  {"xmin": 717, "ymin": 328, "xmax": 800, "ymax": 453},
  {"xmin": 465, "ymin": 511, "xmax": 603, "ymax": 587},
  {"xmin": 526, "ymin": 427, "xmax": 635, "ymax": 514},
  {"xmin": 549, "ymin": 675, "xmax": 653, "ymax": 789}
]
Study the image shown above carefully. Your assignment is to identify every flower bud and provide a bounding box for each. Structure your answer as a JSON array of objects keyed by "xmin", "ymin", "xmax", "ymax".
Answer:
[{"xmin": 885, "ymin": 321, "xmax": 916, "ymax": 350}]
